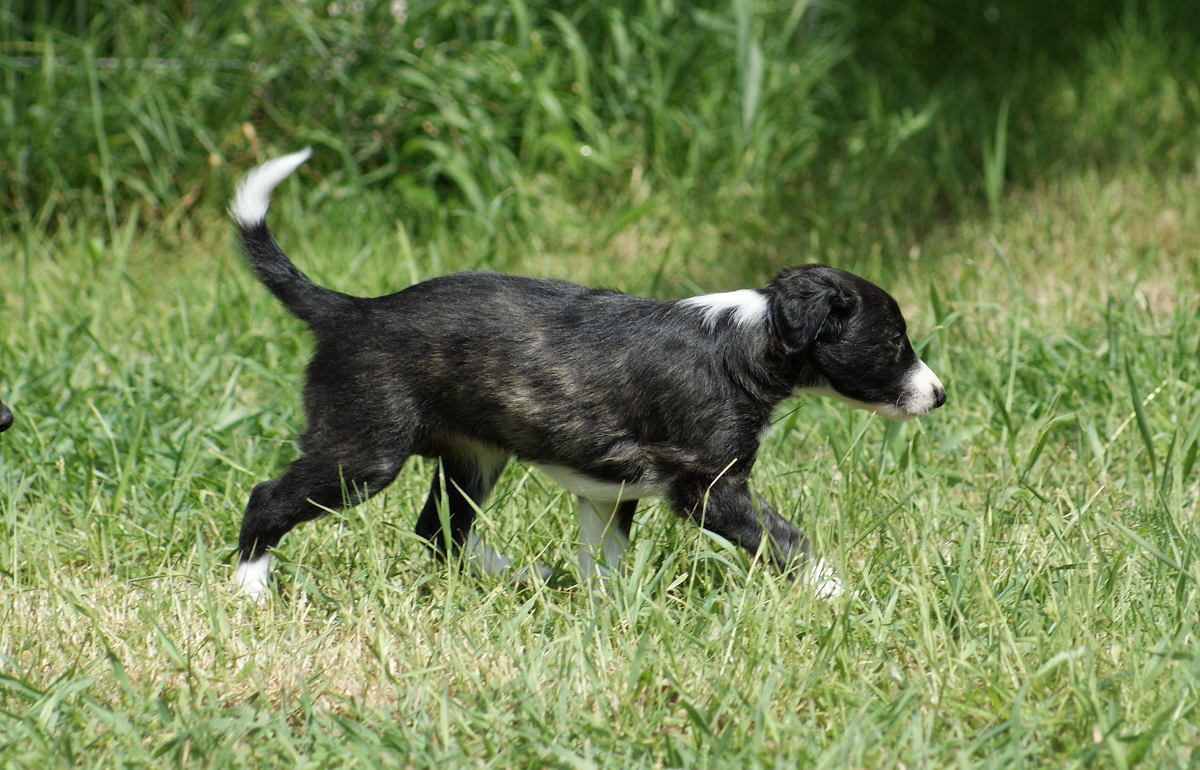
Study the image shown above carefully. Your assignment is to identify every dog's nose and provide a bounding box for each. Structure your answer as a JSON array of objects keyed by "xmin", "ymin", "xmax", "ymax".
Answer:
[
  {"xmin": 0, "ymin": 401, "xmax": 12, "ymax": 433},
  {"xmin": 933, "ymin": 384, "xmax": 946, "ymax": 409}
]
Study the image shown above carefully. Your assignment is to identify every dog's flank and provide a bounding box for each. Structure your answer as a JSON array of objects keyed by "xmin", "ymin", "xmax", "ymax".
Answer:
[{"xmin": 229, "ymin": 150, "xmax": 946, "ymax": 600}]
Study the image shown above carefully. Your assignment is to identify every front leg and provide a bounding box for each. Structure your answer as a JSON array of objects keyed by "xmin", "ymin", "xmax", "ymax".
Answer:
[
  {"xmin": 577, "ymin": 497, "xmax": 637, "ymax": 582},
  {"xmin": 669, "ymin": 478, "xmax": 843, "ymax": 596}
]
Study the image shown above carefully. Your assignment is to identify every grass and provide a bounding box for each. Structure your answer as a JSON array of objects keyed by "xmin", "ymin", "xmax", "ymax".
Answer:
[
  {"xmin": 3, "ymin": 0, "xmax": 1200, "ymax": 767},
  {"xmin": 0, "ymin": 0, "xmax": 852, "ymax": 238},
  {"xmin": 2, "ymin": 160, "xmax": 1199, "ymax": 767}
]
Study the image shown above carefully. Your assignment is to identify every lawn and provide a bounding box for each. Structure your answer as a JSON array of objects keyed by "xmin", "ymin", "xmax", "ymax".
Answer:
[{"xmin": 2, "ymin": 1, "xmax": 1199, "ymax": 767}]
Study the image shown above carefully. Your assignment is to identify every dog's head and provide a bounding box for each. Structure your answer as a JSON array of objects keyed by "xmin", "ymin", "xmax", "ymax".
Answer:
[
  {"xmin": 0, "ymin": 399, "xmax": 11, "ymax": 433},
  {"xmin": 767, "ymin": 265, "xmax": 945, "ymax": 420}
]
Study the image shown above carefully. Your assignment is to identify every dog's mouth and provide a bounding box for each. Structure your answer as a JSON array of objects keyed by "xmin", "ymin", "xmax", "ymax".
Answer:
[{"xmin": 799, "ymin": 360, "xmax": 946, "ymax": 421}]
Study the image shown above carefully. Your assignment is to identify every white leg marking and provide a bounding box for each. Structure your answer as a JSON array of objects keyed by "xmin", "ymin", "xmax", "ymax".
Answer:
[
  {"xmin": 466, "ymin": 532, "xmax": 514, "ymax": 577},
  {"xmin": 234, "ymin": 554, "xmax": 272, "ymax": 601},
  {"xmin": 518, "ymin": 562, "xmax": 555, "ymax": 583},
  {"xmin": 577, "ymin": 497, "xmax": 630, "ymax": 581},
  {"xmin": 465, "ymin": 533, "xmax": 552, "ymax": 583}
]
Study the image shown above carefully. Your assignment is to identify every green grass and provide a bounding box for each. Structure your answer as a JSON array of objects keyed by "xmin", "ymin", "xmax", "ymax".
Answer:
[
  {"xmin": 3, "ymin": 0, "xmax": 1200, "ymax": 767},
  {"xmin": 3, "ymin": 162, "xmax": 1199, "ymax": 768}
]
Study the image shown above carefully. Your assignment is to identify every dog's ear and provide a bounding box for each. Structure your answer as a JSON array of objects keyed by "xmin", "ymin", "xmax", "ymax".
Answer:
[{"xmin": 768, "ymin": 266, "xmax": 857, "ymax": 354}]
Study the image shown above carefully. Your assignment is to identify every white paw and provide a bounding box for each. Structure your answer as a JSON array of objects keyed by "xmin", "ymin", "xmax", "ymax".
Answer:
[
  {"xmin": 467, "ymin": 533, "xmax": 551, "ymax": 584},
  {"xmin": 804, "ymin": 558, "xmax": 846, "ymax": 599},
  {"xmin": 466, "ymin": 532, "xmax": 513, "ymax": 577},
  {"xmin": 514, "ymin": 562, "xmax": 554, "ymax": 585},
  {"xmin": 233, "ymin": 555, "xmax": 272, "ymax": 602}
]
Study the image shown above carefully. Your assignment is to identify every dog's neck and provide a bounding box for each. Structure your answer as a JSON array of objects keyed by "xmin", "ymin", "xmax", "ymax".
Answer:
[{"xmin": 714, "ymin": 325, "xmax": 815, "ymax": 410}]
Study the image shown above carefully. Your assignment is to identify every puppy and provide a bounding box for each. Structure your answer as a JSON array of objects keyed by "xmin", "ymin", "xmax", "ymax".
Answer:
[
  {"xmin": 0, "ymin": 399, "xmax": 11, "ymax": 433},
  {"xmin": 229, "ymin": 149, "xmax": 945, "ymax": 599}
]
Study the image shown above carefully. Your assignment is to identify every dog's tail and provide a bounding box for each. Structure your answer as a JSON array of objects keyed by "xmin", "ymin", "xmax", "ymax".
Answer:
[{"xmin": 230, "ymin": 148, "xmax": 352, "ymax": 326}]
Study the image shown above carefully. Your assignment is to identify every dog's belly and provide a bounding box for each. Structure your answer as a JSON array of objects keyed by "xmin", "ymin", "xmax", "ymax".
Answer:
[
  {"xmin": 418, "ymin": 433, "xmax": 659, "ymax": 502},
  {"xmin": 533, "ymin": 463, "xmax": 658, "ymax": 502}
]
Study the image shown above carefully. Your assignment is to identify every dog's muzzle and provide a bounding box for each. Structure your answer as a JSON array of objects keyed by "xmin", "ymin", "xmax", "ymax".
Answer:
[
  {"xmin": 903, "ymin": 360, "xmax": 946, "ymax": 416},
  {"xmin": 858, "ymin": 360, "xmax": 945, "ymax": 421}
]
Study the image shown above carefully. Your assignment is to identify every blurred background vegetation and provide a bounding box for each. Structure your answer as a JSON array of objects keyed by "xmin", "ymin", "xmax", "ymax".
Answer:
[{"xmin": 3, "ymin": 0, "xmax": 1197, "ymax": 266}]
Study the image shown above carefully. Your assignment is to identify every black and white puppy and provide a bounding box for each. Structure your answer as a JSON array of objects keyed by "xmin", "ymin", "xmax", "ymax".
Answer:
[{"xmin": 229, "ymin": 149, "xmax": 945, "ymax": 599}]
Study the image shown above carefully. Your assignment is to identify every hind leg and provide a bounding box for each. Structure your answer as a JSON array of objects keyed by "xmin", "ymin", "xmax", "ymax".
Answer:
[
  {"xmin": 413, "ymin": 444, "xmax": 517, "ymax": 576},
  {"xmin": 235, "ymin": 453, "xmax": 402, "ymax": 599}
]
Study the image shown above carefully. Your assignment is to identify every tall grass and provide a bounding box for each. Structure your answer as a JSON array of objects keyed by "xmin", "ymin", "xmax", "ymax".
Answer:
[
  {"xmin": 7, "ymin": 0, "xmax": 1197, "ymax": 244},
  {"xmin": 1, "ymin": 0, "xmax": 849, "ymax": 237}
]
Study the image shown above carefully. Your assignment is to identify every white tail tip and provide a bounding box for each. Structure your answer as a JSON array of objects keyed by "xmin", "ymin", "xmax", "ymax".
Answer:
[{"xmin": 230, "ymin": 147, "xmax": 313, "ymax": 228}]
